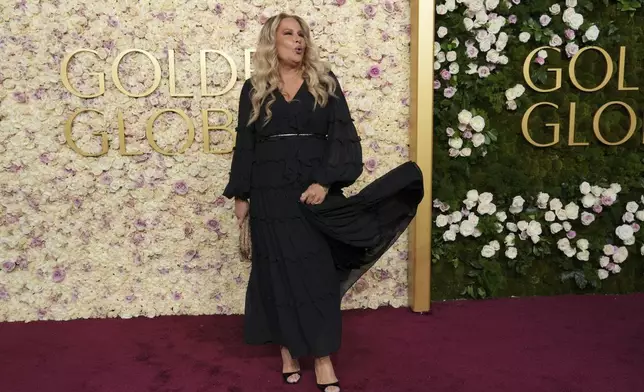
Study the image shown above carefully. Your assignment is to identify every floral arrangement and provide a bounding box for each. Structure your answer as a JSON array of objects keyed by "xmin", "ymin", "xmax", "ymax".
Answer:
[
  {"xmin": 0, "ymin": 1, "xmax": 412, "ymax": 322},
  {"xmin": 433, "ymin": 180, "xmax": 644, "ymax": 297},
  {"xmin": 430, "ymin": 0, "xmax": 644, "ymax": 300}
]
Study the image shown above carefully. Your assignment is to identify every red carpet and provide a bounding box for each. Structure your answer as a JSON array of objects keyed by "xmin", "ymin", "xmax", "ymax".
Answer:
[{"xmin": 1, "ymin": 294, "xmax": 643, "ymax": 392}]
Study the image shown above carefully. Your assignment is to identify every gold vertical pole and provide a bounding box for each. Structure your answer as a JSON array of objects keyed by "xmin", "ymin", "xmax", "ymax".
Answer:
[{"xmin": 408, "ymin": 0, "xmax": 435, "ymax": 312}]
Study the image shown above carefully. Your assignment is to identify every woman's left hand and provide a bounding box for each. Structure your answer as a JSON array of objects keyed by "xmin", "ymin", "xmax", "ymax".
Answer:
[{"xmin": 300, "ymin": 183, "xmax": 328, "ymax": 205}]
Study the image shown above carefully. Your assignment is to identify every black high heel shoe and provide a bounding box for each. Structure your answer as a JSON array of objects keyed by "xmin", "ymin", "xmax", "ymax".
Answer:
[{"xmin": 317, "ymin": 381, "xmax": 340, "ymax": 391}]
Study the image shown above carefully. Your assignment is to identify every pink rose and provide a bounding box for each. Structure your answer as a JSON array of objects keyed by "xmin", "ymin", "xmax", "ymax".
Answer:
[
  {"xmin": 368, "ymin": 65, "xmax": 381, "ymax": 78},
  {"xmin": 565, "ymin": 29, "xmax": 575, "ymax": 40},
  {"xmin": 443, "ymin": 86, "xmax": 456, "ymax": 98},
  {"xmin": 508, "ymin": 15, "xmax": 518, "ymax": 24},
  {"xmin": 434, "ymin": 80, "xmax": 441, "ymax": 89},
  {"xmin": 593, "ymin": 204, "xmax": 603, "ymax": 213},
  {"xmin": 534, "ymin": 56, "xmax": 545, "ymax": 65},
  {"xmin": 440, "ymin": 69, "xmax": 451, "ymax": 80},
  {"xmin": 462, "ymin": 130, "xmax": 473, "ymax": 139}
]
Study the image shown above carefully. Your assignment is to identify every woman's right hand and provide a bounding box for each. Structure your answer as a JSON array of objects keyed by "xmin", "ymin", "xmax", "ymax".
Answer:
[{"xmin": 234, "ymin": 198, "xmax": 250, "ymax": 225}]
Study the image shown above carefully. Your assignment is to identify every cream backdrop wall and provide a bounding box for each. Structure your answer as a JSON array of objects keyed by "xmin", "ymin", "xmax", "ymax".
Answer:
[{"xmin": 0, "ymin": 0, "xmax": 411, "ymax": 322}]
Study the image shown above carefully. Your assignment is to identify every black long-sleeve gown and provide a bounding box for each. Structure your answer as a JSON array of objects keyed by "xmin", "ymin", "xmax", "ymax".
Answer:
[{"xmin": 223, "ymin": 71, "xmax": 424, "ymax": 358}]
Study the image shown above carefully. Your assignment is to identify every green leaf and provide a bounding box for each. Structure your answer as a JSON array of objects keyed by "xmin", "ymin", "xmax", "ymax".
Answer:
[{"xmin": 477, "ymin": 287, "xmax": 487, "ymax": 298}]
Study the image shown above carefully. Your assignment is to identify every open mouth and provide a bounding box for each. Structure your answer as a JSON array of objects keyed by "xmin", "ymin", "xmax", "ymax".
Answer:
[{"xmin": 295, "ymin": 47, "xmax": 303, "ymax": 54}]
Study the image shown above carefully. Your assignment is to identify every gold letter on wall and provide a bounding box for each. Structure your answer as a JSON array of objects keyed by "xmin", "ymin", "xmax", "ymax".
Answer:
[
  {"xmin": 146, "ymin": 109, "xmax": 195, "ymax": 155},
  {"xmin": 523, "ymin": 47, "xmax": 562, "ymax": 93},
  {"xmin": 521, "ymin": 102, "xmax": 561, "ymax": 147},
  {"xmin": 64, "ymin": 109, "xmax": 109, "ymax": 157},
  {"xmin": 112, "ymin": 49, "xmax": 162, "ymax": 97},
  {"xmin": 200, "ymin": 50, "xmax": 238, "ymax": 97},
  {"xmin": 60, "ymin": 49, "xmax": 105, "ymax": 98},
  {"xmin": 593, "ymin": 101, "xmax": 637, "ymax": 146},
  {"xmin": 202, "ymin": 109, "xmax": 234, "ymax": 154},
  {"xmin": 569, "ymin": 46, "xmax": 613, "ymax": 92}
]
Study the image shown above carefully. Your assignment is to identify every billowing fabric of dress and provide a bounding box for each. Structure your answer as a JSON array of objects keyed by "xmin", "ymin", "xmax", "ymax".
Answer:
[{"xmin": 223, "ymin": 72, "xmax": 424, "ymax": 358}]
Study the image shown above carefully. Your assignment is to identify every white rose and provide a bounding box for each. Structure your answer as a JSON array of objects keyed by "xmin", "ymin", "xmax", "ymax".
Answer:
[
  {"xmin": 592, "ymin": 186, "xmax": 603, "ymax": 196},
  {"xmin": 576, "ymin": 250, "xmax": 590, "ymax": 261},
  {"xmin": 581, "ymin": 212, "xmax": 595, "ymax": 226},
  {"xmin": 470, "ymin": 116, "xmax": 485, "ymax": 132},
  {"xmin": 436, "ymin": 4, "xmax": 448, "ymax": 15},
  {"xmin": 443, "ymin": 230, "xmax": 457, "ymax": 242},
  {"xmin": 566, "ymin": 0, "xmax": 578, "ymax": 6},
  {"xmin": 564, "ymin": 247, "xmax": 577, "ymax": 258},
  {"xmin": 613, "ymin": 246, "xmax": 628, "ymax": 263},
  {"xmin": 496, "ymin": 211, "xmax": 507, "ymax": 222},
  {"xmin": 549, "ymin": 198, "xmax": 563, "ymax": 211},
  {"xmin": 563, "ymin": 222, "xmax": 572, "ymax": 232},
  {"xmin": 549, "ymin": 4, "xmax": 561, "ymax": 14},
  {"xmin": 505, "ymin": 247, "xmax": 518, "ymax": 259},
  {"xmin": 538, "ymin": 49, "xmax": 549, "ymax": 59},
  {"xmin": 458, "ymin": 110, "xmax": 473, "ymax": 125},
  {"xmin": 623, "ymin": 212, "xmax": 635, "ymax": 223},
  {"xmin": 464, "ymin": 199, "xmax": 477, "ymax": 210},
  {"xmin": 437, "ymin": 26, "xmax": 448, "ymax": 38},
  {"xmin": 576, "ymin": 238, "xmax": 589, "ymax": 251},
  {"xmin": 599, "ymin": 256, "xmax": 610, "ymax": 268},
  {"xmin": 481, "ymin": 245, "xmax": 496, "ymax": 258},
  {"xmin": 449, "ymin": 137, "xmax": 463, "ymax": 149},
  {"xmin": 479, "ymin": 192, "xmax": 493, "ymax": 204},
  {"xmin": 565, "ymin": 42, "xmax": 579, "ymax": 58},
  {"xmin": 460, "ymin": 148, "xmax": 472, "ymax": 157},
  {"xmin": 636, "ymin": 211, "xmax": 644, "ymax": 221},
  {"xmin": 472, "ymin": 133, "xmax": 486, "ymax": 147},
  {"xmin": 603, "ymin": 244, "xmax": 615, "ymax": 256},
  {"xmin": 446, "ymin": 51, "xmax": 457, "ymax": 62},
  {"xmin": 612, "ymin": 265, "xmax": 622, "ymax": 274},
  {"xmin": 519, "ymin": 231, "xmax": 528, "ymax": 241},
  {"xmin": 526, "ymin": 221, "xmax": 543, "ymax": 237},
  {"xmin": 506, "ymin": 100, "xmax": 517, "ymax": 111},
  {"xmin": 436, "ymin": 214, "xmax": 450, "ymax": 227},
  {"xmin": 626, "ymin": 201, "xmax": 639, "ymax": 213},
  {"xmin": 496, "ymin": 223, "xmax": 504, "ymax": 233},
  {"xmin": 640, "ymin": 244, "xmax": 644, "ymax": 255},
  {"xmin": 615, "ymin": 224, "xmax": 634, "ymax": 241},
  {"xmin": 466, "ymin": 189, "xmax": 479, "ymax": 202},
  {"xmin": 446, "ymin": 0, "xmax": 457, "ymax": 11},
  {"xmin": 505, "ymin": 233, "xmax": 515, "ymax": 246},
  {"xmin": 564, "ymin": 203, "xmax": 579, "ymax": 220},
  {"xmin": 449, "ymin": 63, "xmax": 460, "ymax": 74},
  {"xmin": 490, "ymin": 240, "xmax": 501, "ymax": 251},
  {"xmin": 473, "ymin": 229, "xmax": 483, "ymax": 238},
  {"xmin": 579, "ymin": 182, "xmax": 591, "ymax": 195},
  {"xmin": 517, "ymin": 220, "xmax": 528, "ymax": 232},
  {"xmin": 549, "ymin": 35, "xmax": 563, "ymax": 47},
  {"xmin": 485, "ymin": 0, "xmax": 500, "ymax": 10},
  {"xmin": 434, "ymin": 61, "xmax": 441, "ymax": 70},
  {"xmin": 557, "ymin": 238, "xmax": 571, "ymax": 251},
  {"xmin": 509, "ymin": 196, "xmax": 525, "ymax": 214},
  {"xmin": 537, "ymin": 192, "xmax": 550, "ymax": 209},
  {"xmin": 451, "ymin": 211, "xmax": 463, "ymax": 223},
  {"xmin": 568, "ymin": 12, "xmax": 584, "ymax": 30},
  {"xmin": 581, "ymin": 194, "xmax": 596, "ymax": 208},
  {"xmin": 477, "ymin": 202, "xmax": 492, "ymax": 215},
  {"xmin": 584, "ymin": 25, "xmax": 599, "ymax": 42},
  {"xmin": 597, "ymin": 269, "xmax": 609, "ymax": 280},
  {"xmin": 624, "ymin": 236, "xmax": 635, "ymax": 246},
  {"xmin": 486, "ymin": 49, "xmax": 500, "ymax": 64},
  {"xmin": 437, "ymin": 52, "xmax": 446, "ymax": 62},
  {"xmin": 545, "ymin": 211, "xmax": 556, "ymax": 222},
  {"xmin": 463, "ymin": 18, "xmax": 475, "ymax": 31},
  {"xmin": 550, "ymin": 223, "xmax": 563, "ymax": 234},
  {"xmin": 460, "ymin": 220, "xmax": 476, "ymax": 236},
  {"xmin": 506, "ymin": 222, "xmax": 518, "ymax": 232},
  {"xmin": 556, "ymin": 209, "xmax": 568, "ymax": 221},
  {"xmin": 519, "ymin": 32, "xmax": 531, "ymax": 43}
]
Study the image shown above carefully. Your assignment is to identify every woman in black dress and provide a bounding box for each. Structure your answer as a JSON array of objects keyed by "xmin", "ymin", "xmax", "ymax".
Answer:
[{"xmin": 223, "ymin": 13, "xmax": 424, "ymax": 392}]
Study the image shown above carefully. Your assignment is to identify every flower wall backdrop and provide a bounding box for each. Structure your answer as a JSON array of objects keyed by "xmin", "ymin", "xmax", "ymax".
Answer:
[
  {"xmin": 431, "ymin": 0, "xmax": 644, "ymax": 300},
  {"xmin": 0, "ymin": 0, "xmax": 412, "ymax": 322}
]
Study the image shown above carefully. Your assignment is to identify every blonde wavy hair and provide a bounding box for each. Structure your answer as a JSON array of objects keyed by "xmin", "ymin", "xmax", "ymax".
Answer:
[{"xmin": 248, "ymin": 13, "xmax": 337, "ymax": 126}]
